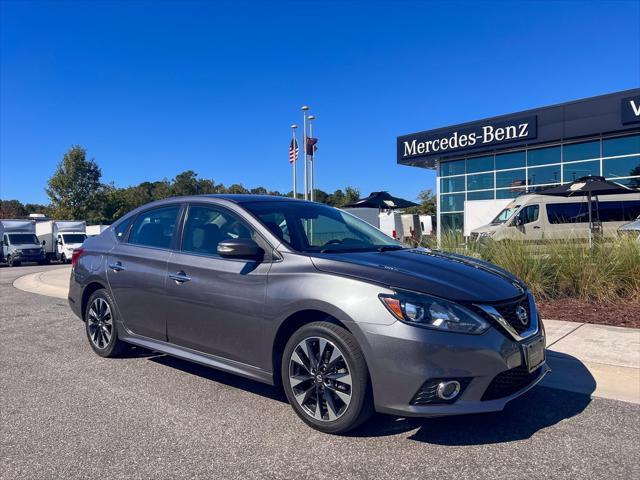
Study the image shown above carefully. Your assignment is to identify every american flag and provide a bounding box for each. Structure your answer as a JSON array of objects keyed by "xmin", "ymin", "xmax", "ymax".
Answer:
[{"xmin": 289, "ymin": 138, "xmax": 299, "ymax": 164}]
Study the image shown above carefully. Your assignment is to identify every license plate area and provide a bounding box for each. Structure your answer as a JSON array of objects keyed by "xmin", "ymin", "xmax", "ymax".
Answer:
[{"xmin": 522, "ymin": 337, "xmax": 545, "ymax": 373}]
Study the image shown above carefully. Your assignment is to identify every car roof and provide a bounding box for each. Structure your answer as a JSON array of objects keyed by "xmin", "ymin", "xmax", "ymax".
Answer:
[{"xmin": 202, "ymin": 194, "xmax": 314, "ymax": 205}]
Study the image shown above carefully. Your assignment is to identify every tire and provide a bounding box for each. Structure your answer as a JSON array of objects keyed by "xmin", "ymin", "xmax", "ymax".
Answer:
[
  {"xmin": 281, "ymin": 321, "xmax": 373, "ymax": 434},
  {"xmin": 84, "ymin": 288, "xmax": 129, "ymax": 358},
  {"xmin": 8, "ymin": 256, "xmax": 21, "ymax": 267},
  {"xmin": 61, "ymin": 253, "xmax": 67, "ymax": 264}
]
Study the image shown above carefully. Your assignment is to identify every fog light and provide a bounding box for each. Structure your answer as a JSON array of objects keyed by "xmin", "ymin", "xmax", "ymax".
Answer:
[{"xmin": 436, "ymin": 380, "xmax": 461, "ymax": 400}]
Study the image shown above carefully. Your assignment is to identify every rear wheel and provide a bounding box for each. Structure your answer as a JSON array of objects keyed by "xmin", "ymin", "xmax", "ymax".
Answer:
[
  {"xmin": 85, "ymin": 289, "xmax": 128, "ymax": 357},
  {"xmin": 61, "ymin": 253, "xmax": 68, "ymax": 264},
  {"xmin": 281, "ymin": 321, "xmax": 373, "ymax": 434}
]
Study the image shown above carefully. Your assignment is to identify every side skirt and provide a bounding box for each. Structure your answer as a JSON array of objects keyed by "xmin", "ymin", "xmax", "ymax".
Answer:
[{"xmin": 119, "ymin": 331, "xmax": 275, "ymax": 386}]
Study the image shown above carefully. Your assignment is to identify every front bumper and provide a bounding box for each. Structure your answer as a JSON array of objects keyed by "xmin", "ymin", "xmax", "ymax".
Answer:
[
  {"xmin": 14, "ymin": 252, "xmax": 45, "ymax": 262},
  {"xmin": 357, "ymin": 320, "xmax": 548, "ymax": 417}
]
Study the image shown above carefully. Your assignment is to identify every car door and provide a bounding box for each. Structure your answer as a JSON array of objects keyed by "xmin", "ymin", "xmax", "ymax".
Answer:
[
  {"xmin": 511, "ymin": 204, "xmax": 543, "ymax": 241},
  {"xmin": 165, "ymin": 203, "xmax": 273, "ymax": 366},
  {"xmin": 106, "ymin": 204, "xmax": 182, "ymax": 341}
]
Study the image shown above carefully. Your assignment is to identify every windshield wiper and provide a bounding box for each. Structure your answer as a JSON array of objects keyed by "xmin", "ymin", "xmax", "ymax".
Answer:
[
  {"xmin": 376, "ymin": 245, "xmax": 406, "ymax": 252},
  {"xmin": 319, "ymin": 248, "xmax": 349, "ymax": 254}
]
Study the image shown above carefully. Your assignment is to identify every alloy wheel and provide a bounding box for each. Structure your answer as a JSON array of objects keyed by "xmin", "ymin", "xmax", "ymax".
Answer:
[
  {"xmin": 288, "ymin": 336, "xmax": 353, "ymax": 421},
  {"xmin": 87, "ymin": 298, "xmax": 113, "ymax": 349}
]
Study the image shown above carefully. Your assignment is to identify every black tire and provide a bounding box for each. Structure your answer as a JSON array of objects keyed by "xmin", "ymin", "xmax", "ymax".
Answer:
[
  {"xmin": 8, "ymin": 256, "xmax": 21, "ymax": 267},
  {"xmin": 61, "ymin": 253, "xmax": 67, "ymax": 264},
  {"xmin": 281, "ymin": 321, "xmax": 373, "ymax": 434},
  {"xmin": 84, "ymin": 288, "xmax": 129, "ymax": 357}
]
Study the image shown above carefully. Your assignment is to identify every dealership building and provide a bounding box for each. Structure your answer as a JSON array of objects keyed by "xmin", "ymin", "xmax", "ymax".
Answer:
[{"xmin": 397, "ymin": 88, "xmax": 640, "ymax": 235}]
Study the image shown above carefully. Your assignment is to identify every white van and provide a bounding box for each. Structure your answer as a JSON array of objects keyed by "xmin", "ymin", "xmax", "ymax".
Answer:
[{"xmin": 471, "ymin": 193, "xmax": 640, "ymax": 241}]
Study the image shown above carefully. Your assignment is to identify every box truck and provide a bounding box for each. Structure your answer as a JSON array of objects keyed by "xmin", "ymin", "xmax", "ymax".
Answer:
[
  {"xmin": 36, "ymin": 220, "xmax": 87, "ymax": 263},
  {"xmin": 378, "ymin": 211, "xmax": 404, "ymax": 239},
  {"xmin": 0, "ymin": 220, "xmax": 46, "ymax": 266}
]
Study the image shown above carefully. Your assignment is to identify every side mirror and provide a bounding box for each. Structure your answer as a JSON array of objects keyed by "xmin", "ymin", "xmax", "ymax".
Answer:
[
  {"xmin": 217, "ymin": 238, "xmax": 263, "ymax": 259},
  {"xmin": 41, "ymin": 240, "xmax": 46, "ymax": 246}
]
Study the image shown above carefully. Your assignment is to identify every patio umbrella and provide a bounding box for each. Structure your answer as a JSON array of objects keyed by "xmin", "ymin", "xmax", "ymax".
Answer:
[
  {"xmin": 538, "ymin": 176, "xmax": 639, "ymax": 247},
  {"xmin": 343, "ymin": 191, "xmax": 419, "ymax": 210}
]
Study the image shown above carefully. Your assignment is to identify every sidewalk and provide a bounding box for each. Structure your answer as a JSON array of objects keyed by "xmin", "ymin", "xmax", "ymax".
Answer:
[
  {"xmin": 11, "ymin": 267, "xmax": 640, "ymax": 404},
  {"xmin": 542, "ymin": 320, "xmax": 640, "ymax": 404}
]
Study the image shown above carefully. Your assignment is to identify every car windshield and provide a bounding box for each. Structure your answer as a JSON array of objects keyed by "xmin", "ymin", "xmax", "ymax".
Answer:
[
  {"xmin": 243, "ymin": 201, "xmax": 403, "ymax": 253},
  {"xmin": 63, "ymin": 234, "xmax": 87, "ymax": 244},
  {"xmin": 490, "ymin": 205, "xmax": 520, "ymax": 225},
  {"xmin": 8, "ymin": 234, "xmax": 39, "ymax": 245}
]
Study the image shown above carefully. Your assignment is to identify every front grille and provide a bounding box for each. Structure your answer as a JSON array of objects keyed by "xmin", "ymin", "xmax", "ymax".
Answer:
[
  {"xmin": 411, "ymin": 378, "xmax": 472, "ymax": 405},
  {"xmin": 481, "ymin": 365, "xmax": 542, "ymax": 401},
  {"xmin": 21, "ymin": 249, "xmax": 40, "ymax": 255},
  {"xmin": 492, "ymin": 296, "xmax": 531, "ymax": 334}
]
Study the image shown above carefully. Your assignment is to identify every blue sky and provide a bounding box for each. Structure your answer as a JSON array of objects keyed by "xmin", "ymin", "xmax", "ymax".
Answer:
[{"xmin": 1, "ymin": 0, "xmax": 639, "ymax": 204}]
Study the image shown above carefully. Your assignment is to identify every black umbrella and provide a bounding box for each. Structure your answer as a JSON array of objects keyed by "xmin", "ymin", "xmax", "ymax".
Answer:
[
  {"xmin": 343, "ymin": 191, "xmax": 419, "ymax": 210},
  {"xmin": 538, "ymin": 176, "xmax": 638, "ymax": 247}
]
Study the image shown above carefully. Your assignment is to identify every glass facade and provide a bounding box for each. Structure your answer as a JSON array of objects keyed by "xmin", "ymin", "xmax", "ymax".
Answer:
[{"xmin": 438, "ymin": 133, "xmax": 640, "ymax": 233}]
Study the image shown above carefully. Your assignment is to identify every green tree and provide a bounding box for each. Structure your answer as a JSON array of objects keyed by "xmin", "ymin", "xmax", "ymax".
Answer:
[
  {"xmin": 46, "ymin": 145, "xmax": 103, "ymax": 220},
  {"xmin": 226, "ymin": 183, "xmax": 249, "ymax": 194},
  {"xmin": 171, "ymin": 170, "xmax": 199, "ymax": 196},
  {"xmin": 404, "ymin": 189, "xmax": 436, "ymax": 215},
  {"xmin": 0, "ymin": 199, "xmax": 27, "ymax": 218},
  {"xmin": 250, "ymin": 187, "xmax": 268, "ymax": 195},
  {"xmin": 344, "ymin": 186, "xmax": 360, "ymax": 206}
]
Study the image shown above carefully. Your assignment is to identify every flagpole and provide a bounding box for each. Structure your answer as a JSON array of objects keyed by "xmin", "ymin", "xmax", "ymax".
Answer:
[
  {"xmin": 290, "ymin": 124, "xmax": 298, "ymax": 199},
  {"xmin": 308, "ymin": 115, "xmax": 315, "ymax": 202},
  {"xmin": 302, "ymin": 105, "xmax": 309, "ymax": 200}
]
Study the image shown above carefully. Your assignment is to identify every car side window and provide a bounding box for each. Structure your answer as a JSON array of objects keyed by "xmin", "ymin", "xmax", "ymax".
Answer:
[
  {"xmin": 128, "ymin": 206, "xmax": 180, "ymax": 249},
  {"xmin": 518, "ymin": 205, "xmax": 539, "ymax": 224},
  {"xmin": 182, "ymin": 205, "xmax": 255, "ymax": 257},
  {"xmin": 114, "ymin": 217, "xmax": 133, "ymax": 242}
]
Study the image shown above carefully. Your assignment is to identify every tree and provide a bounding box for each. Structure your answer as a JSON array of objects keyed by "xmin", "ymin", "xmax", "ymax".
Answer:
[
  {"xmin": 172, "ymin": 170, "xmax": 199, "ymax": 196},
  {"xmin": 344, "ymin": 186, "xmax": 360, "ymax": 206},
  {"xmin": 226, "ymin": 183, "xmax": 249, "ymax": 194},
  {"xmin": 404, "ymin": 189, "xmax": 436, "ymax": 215},
  {"xmin": 0, "ymin": 200, "xmax": 27, "ymax": 218},
  {"xmin": 250, "ymin": 187, "xmax": 268, "ymax": 195},
  {"xmin": 46, "ymin": 145, "xmax": 102, "ymax": 220}
]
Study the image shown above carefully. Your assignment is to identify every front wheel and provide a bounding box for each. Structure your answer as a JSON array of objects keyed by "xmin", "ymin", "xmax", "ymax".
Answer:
[
  {"xmin": 8, "ymin": 255, "xmax": 21, "ymax": 267},
  {"xmin": 60, "ymin": 253, "xmax": 67, "ymax": 264},
  {"xmin": 281, "ymin": 321, "xmax": 373, "ymax": 434},
  {"xmin": 84, "ymin": 289, "xmax": 129, "ymax": 357}
]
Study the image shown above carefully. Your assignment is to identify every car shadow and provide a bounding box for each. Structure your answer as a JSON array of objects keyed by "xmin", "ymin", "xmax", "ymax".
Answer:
[
  {"xmin": 349, "ymin": 353, "xmax": 596, "ymax": 444},
  {"xmin": 148, "ymin": 354, "xmax": 288, "ymax": 404},
  {"xmin": 143, "ymin": 349, "xmax": 596, "ymax": 445}
]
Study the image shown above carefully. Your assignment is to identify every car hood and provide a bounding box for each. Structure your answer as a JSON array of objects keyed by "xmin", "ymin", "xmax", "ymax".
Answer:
[
  {"xmin": 309, "ymin": 248, "xmax": 525, "ymax": 303},
  {"xmin": 472, "ymin": 224, "xmax": 502, "ymax": 235}
]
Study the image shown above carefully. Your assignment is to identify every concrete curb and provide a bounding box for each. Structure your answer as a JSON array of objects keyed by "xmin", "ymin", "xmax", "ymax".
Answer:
[
  {"xmin": 13, "ymin": 266, "xmax": 70, "ymax": 300},
  {"xmin": 11, "ymin": 266, "xmax": 640, "ymax": 404}
]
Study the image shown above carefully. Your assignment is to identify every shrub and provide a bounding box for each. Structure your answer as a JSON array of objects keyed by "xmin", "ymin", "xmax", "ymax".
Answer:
[{"xmin": 422, "ymin": 234, "xmax": 640, "ymax": 302}]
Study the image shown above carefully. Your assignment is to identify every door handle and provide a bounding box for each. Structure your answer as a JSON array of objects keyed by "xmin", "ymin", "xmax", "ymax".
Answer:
[
  {"xmin": 533, "ymin": 226, "xmax": 541, "ymax": 229},
  {"xmin": 169, "ymin": 271, "xmax": 191, "ymax": 283},
  {"xmin": 108, "ymin": 261, "xmax": 126, "ymax": 272}
]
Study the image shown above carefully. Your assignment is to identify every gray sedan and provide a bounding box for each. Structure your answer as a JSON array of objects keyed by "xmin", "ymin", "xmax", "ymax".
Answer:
[{"xmin": 68, "ymin": 195, "xmax": 548, "ymax": 433}]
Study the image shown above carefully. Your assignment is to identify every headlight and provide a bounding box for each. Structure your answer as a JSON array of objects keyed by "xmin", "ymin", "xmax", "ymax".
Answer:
[
  {"xmin": 379, "ymin": 292, "xmax": 490, "ymax": 334},
  {"xmin": 479, "ymin": 231, "xmax": 495, "ymax": 238}
]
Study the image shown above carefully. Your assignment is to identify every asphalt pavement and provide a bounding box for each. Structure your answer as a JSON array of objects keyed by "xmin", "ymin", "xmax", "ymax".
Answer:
[{"xmin": 1, "ymin": 264, "xmax": 639, "ymax": 480}]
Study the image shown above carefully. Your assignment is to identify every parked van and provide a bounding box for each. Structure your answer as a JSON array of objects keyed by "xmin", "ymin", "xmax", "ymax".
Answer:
[
  {"xmin": 470, "ymin": 193, "xmax": 640, "ymax": 241},
  {"xmin": 0, "ymin": 220, "xmax": 46, "ymax": 266},
  {"xmin": 36, "ymin": 220, "xmax": 87, "ymax": 263}
]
